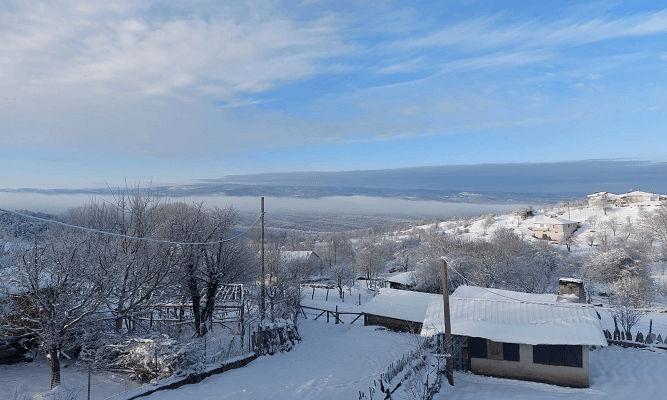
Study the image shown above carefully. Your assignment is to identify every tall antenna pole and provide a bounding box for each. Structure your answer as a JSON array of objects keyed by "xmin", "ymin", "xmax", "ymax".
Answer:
[
  {"xmin": 260, "ymin": 197, "xmax": 265, "ymax": 323},
  {"xmin": 440, "ymin": 257, "xmax": 454, "ymax": 386}
]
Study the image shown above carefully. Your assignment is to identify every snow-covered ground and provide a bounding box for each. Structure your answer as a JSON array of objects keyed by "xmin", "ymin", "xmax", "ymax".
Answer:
[
  {"xmin": 0, "ymin": 354, "xmax": 140, "ymax": 400},
  {"xmin": 124, "ymin": 318, "xmax": 667, "ymax": 400},
  {"xmin": 435, "ymin": 345, "xmax": 667, "ymax": 400},
  {"xmin": 5, "ymin": 294, "xmax": 667, "ymax": 399},
  {"xmin": 133, "ymin": 318, "xmax": 413, "ymax": 400}
]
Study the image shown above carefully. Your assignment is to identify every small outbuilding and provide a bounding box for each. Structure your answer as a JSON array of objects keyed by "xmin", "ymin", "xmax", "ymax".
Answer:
[
  {"xmin": 386, "ymin": 271, "xmax": 416, "ymax": 290},
  {"xmin": 362, "ymin": 288, "xmax": 434, "ymax": 333},
  {"xmin": 421, "ymin": 288, "xmax": 606, "ymax": 388}
]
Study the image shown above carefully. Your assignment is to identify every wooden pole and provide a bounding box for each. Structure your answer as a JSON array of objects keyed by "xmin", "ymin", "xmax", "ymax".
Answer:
[
  {"xmin": 440, "ymin": 257, "xmax": 454, "ymax": 386},
  {"xmin": 260, "ymin": 197, "xmax": 266, "ymax": 323}
]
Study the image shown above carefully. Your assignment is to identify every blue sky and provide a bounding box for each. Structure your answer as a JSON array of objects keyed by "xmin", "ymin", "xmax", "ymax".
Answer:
[{"xmin": 1, "ymin": 0, "xmax": 666, "ymax": 189}]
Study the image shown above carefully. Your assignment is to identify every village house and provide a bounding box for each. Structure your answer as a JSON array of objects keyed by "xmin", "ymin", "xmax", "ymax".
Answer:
[
  {"xmin": 279, "ymin": 250, "xmax": 323, "ymax": 277},
  {"xmin": 586, "ymin": 191, "xmax": 618, "ymax": 206},
  {"xmin": 421, "ymin": 286, "xmax": 606, "ymax": 388},
  {"xmin": 617, "ymin": 190, "xmax": 665, "ymax": 205},
  {"xmin": 386, "ymin": 271, "xmax": 416, "ymax": 290},
  {"xmin": 363, "ymin": 282, "xmax": 604, "ymax": 388},
  {"xmin": 587, "ymin": 190, "xmax": 666, "ymax": 206},
  {"xmin": 529, "ymin": 216, "xmax": 579, "ymax": 241}
]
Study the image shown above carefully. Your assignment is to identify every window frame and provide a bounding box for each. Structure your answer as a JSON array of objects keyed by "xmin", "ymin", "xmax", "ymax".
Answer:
[{"xmin": 533, "ymin": 344, "xmax": 583, "ymax": 368}]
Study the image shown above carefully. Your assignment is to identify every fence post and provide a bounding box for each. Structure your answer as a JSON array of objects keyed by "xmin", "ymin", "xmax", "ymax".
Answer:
[{"xmin": 336, "ymin": 306, "xmax": 339, "ymax": 324}]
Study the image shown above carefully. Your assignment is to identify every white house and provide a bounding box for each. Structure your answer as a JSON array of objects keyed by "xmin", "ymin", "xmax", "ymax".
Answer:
[
  {"xmin": 529, "ymin": 216, "xmax": 579, "ymax": 241},
  {"xmin": 421, "ymin": 287, "xmax": 606, "ymax": 388},
  {"xmin": 618, "ymin": 190, "xmax": 665, "ymax": 204}
]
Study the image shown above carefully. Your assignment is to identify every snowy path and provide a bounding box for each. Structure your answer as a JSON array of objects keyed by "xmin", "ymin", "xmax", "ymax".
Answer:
[
  {"xmin": 434, "ymin": 346, "xmax": 667, "ymax": 400},
  {"xmin": 140, "ymin": 318, "xmax": 413, "ymax": 400}
]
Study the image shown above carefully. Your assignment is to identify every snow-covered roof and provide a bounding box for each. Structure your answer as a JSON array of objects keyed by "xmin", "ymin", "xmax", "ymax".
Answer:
[
  {"xmin": 386, "ymin": 271, "xmax": 416, "ymax": 285},
  {"xmin": 452, "ymin": 285, "xmax": 557, "ymax": 303},
  {"xmin": 559, "ymin": 278, "xmax": 583, "ymax": 284},
  {"xmin": 421, "ymin": 295, "xmax": 606, "ymax": 346},
  {"xmin": 622, "ymin": 191, "xmax": 657, "ymax": 198},
  {"xmin": 587, "ymin": 192, "xmax": 620, "ymax": 199},
  {"xmin": 362, "ymin": 288, "xmax": 436, "ymax": 323},
  {"xmin": 281, "ymin": 251, "xmax": 317, "ymax": 262},
  {"xmin": 531, "ymin": 216, "xmax": 578, "ymax": 225}
]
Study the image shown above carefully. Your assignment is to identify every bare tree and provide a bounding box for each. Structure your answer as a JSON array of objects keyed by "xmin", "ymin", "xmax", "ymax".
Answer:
[
  {"xmin": 558, "ymin": 232, "xmax": 576, "ymax": 252},
  {"xmin": 604, "ymin": 217, "xmax": 619, "ymax": 237},
  {"xmin": 355, "ymin": 235, "xmax": 394, "ymax": 283},
  {"xmin": 610, "ymin": 307, "xmax": 645, "ymax": 337},
  {"xmin": 321, "ymin": 234, "xmax": 355, "ymax": 297},
  {"xmin": 163, "ymin": 203, "xmax": 254, "ymax": 337},
  {"xmin": 586, "ymin": 215, "xmax": 599, "ymax": 231},
  {"xmin": 482, "ymin": 214, "xmax": 495, "ymax": 235},
  {"xmin": 2, "ymin": 227, "xmax": 110, "ymax": 389},
  {"xmin": 598, "ymin": 193, "xmax": 613, "ymax": 215},
  {"xmin": 67, "ymin": 186, "xmax": 179, "ymax": 332}
]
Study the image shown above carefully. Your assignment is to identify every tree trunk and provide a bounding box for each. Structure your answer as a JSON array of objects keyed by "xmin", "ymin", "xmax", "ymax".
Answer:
[{"xmin": 45, "ymin": 345, "xmax": 61, "ymax": 389}]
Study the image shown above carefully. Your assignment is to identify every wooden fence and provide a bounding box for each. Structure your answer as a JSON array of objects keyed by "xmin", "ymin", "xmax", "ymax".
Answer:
[{"xmin": 299, "ymin": 305, "xmax": 364, "ymax": 325}]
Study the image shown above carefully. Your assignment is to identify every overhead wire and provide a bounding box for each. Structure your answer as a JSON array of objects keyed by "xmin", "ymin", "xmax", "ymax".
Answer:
[
  {"xmin": 0, "ymin": 207, "xmax": 261, "ymax": 246},
  {"xmin": 445, "ymin": 261, "xmax": 662, "ymax": 313}
]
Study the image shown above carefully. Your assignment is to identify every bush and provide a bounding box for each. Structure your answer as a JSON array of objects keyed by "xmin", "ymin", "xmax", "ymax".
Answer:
[{"xmin": 79, "ymin": 334, "xmax": 205, "ymax": 382}]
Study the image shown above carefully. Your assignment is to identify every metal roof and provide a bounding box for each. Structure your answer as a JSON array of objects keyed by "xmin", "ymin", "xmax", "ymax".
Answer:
[{"xmin": 421, "ymin": 295, "xmax": 607, "ymax": 346}]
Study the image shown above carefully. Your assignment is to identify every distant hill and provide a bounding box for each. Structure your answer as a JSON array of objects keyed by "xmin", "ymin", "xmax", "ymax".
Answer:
[{"xmin": 3, "ymin": 159, "xmax": 666, "ymax": 205}]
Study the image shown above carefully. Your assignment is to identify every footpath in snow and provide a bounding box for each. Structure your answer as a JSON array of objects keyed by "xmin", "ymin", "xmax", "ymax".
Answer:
[{"xmin": 137, "ymin": 317, "xmax": 413, "ymax": 400}]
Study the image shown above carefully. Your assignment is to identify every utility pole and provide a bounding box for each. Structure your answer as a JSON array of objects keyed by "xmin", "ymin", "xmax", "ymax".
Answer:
[
  {"xmin": 260, "ymin": 197, "xmax": 265, "ymax": 323},
  {"xmin": 440, "ymin": 256, "xmax": 454, "ymax": 386}
]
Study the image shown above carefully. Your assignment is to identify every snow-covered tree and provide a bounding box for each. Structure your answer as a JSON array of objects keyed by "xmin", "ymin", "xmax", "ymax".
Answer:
[
  {"xmin": 2, "ymin": 227, "xmax": 111, "ymax": 389},
  {"xmin": 162, "ymin": 202, "xmax": 255, "ymax": 337}
]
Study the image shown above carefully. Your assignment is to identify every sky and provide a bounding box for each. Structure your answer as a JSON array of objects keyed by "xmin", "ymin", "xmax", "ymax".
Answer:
[{"xmin": 1, "ymin": 0, "xmax": 666, "ymax": 189}]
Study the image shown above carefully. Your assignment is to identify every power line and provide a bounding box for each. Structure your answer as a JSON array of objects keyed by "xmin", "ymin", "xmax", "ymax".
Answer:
[
  {"xmin": 445, "ymin": 262, "xmax": 662, "ymax": 313},
  {"xmin": 0, "ymin": 207, "xmax": 261, "ymax": 246}
]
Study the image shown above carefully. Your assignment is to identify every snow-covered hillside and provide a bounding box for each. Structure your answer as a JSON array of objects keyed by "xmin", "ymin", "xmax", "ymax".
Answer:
[{"xmin": 406, "ymin": 197, "xmax": 664, "ymax": 254}]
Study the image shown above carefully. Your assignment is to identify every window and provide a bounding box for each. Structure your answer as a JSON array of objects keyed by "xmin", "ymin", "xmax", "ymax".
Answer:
[
  {"xmin": 503, "ymin": 343, "xmax": 520, "ymax": 362},
  {"xmin": 533, "ymin": 345, "xmax": 582, "ymax": 368},
  {"xmin": 470, "ymin": 337, "xmax": 487, "ymax": 359},
  {"xmin": 564, "ymin": 345, "xmax": 583, "ymax": 368}
]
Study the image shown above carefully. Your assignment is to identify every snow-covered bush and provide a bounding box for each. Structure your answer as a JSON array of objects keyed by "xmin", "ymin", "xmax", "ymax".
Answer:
[{"xmin": 79, "ymin": 334, "xmax": 205, "ymax": 382}]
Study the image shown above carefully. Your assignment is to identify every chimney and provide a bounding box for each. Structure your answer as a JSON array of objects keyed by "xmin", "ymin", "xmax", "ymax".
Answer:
[{"xmin": 557, "ymin": 278, "xmax": 585, "ymax": 303}]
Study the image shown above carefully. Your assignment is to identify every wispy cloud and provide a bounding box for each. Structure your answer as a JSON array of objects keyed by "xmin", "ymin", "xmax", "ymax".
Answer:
[
  {"xmin": 390, "ymin": 10, "xmax": 667, "ymax": 51},
  {"xmin": 0, "ymin": 0, "xmax": 352, "ymax": 102}
]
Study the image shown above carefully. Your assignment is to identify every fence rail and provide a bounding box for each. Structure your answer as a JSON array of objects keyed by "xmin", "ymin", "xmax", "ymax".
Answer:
[{"xmin": 299, "ymin": 305, "xmax": 364, "ymax": 325}]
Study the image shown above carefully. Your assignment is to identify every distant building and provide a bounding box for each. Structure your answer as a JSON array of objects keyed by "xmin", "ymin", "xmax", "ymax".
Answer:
[
  {"xmin": 386, "ymin": 271, "xmax": 416, "ymax": 290},
  {"xmin": 618, "ymin": 190, "xmax": 664, "ymax": 205},
  {"xmin": 588, "ymin": 190, "xmax": 666, "ymax": 206},
  {"xmin": 529, "ymin": 217, "xmax": 579, "ymax": 241},
  {"xmin": 586, "ymin": 191, "xmax": 618, "ymax": 206},
  {"xmin": 277, "ymin": 251, "xmax": 323, "ymax": 279},
  {"xmin": 362, "ymin": 288, "xmax": 432, "ymax": 333}
]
